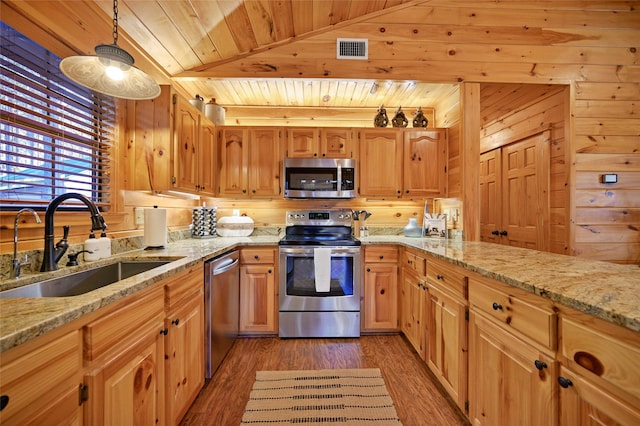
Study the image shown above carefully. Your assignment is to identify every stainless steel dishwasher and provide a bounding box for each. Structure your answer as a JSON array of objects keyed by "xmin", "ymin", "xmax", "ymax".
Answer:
[{"xmin": 204, "ymin": 250, "xmax": 240, "ymax": 379}]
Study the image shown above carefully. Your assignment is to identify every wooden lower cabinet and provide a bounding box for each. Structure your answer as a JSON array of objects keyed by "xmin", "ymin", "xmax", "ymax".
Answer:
[
  {"xmin": 240, "ymin": 247, "xmax": 278, "ymax": 334},
  {"xmin": 469, "ymin": 310, "xmax": 557, "ymax": 426},
  {"xmin": 164, "ymin": 265, "xmax": 204, "ymax": 426},
  {"xmin": 0, "ymin": 330, "xmax": 83, "ymax": 425},
  {"xmin": 400, "ymin": 267, "xmax": 426, "ymax": 355},
  {"xmin": 362, "ymin": 246, "xmax": 399, "ymax": 331}
]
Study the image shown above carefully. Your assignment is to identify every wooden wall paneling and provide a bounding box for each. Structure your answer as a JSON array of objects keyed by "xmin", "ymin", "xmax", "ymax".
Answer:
[
  {"xmin": 460, "ymin": 83, "xmax": 481, "ymax": 241},
  {"xmin": 447, "ymin": 123, "xmax": 462, "ymax": 199}
]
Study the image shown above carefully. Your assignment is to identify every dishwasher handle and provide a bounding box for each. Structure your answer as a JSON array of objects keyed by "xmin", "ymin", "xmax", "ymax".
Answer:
[{"xmin": 212, "ymin": 257, "xmax": 239, "ymax": 275}]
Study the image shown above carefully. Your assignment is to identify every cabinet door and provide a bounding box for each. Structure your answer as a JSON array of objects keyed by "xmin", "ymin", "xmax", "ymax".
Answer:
[
  {"xmin": 218, "ymin": 127, "xmax": 249, "ymax": 196},
  {"xmin": 85, "ymin": 322, "xmax": 165, "ymax": 426},
  {"xmin": 248, "ymin": 128, "xmax": 281, "ymax": 197},
  {"xmin": 174, "ymin": 97, "xmax": 200, "ymax": 192},
  {"xmin": 403, "ymin": 130, "xmax": 447, "ymax": 197},
  {"xmin": 480, "ymin": 149, "xmax": 502, "ymax": 244},
  {"xmin": 558, "ymin": 366, "xmax": 640, "ymax": 426},
  {"xmin": 427, "ymin": 283, "xmax": 467, "ymax": 412},
  {"xmin": 358, "ymin": 129, "xmax": 403, "ymax": 197},
  {"xmin": 240, "ymin": 264, "xmax": 277, "ymax": 333},
  {"xmin": 321, "ymin": 128, "xmax": 353, "ymax": 158},
  {"xmin": 469, "ymin": 310, "xmax": 556, "ymax": 426},
  {"xmin": 363, "ymin": 262, "xmax": 398, "ymax": 330},
  {"xmin": 286, "ymin": 127, "xmax": 319, "ymax": 158},
  {"xmin": 165, "ymin": 295, "xmax": 204, "ymax": 426},
  {"xmin": 400, "ymin": 268, "xmax": 426, "ymax": 356},
  {"xmin": 198, "ymin": 122, "xmax": 217, "ymax": 195}
]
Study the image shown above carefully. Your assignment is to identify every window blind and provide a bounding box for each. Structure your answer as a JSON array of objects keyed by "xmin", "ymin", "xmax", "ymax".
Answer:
[{"xmin": 0, "ymin": 21, "xmax": 114, "ymax": 210}]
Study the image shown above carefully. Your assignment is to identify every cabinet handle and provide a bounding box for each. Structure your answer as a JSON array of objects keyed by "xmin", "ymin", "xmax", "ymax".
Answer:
[
  {"xmin": 172, "ymin": 319, "xmax": 180, "ymax": 326},
  {"xmin": 254, "ymin": 255, "xmax": 259, "ymax": 260},
  {"xmin": 418, "ymin": 282, "xmax": 423, "ymax": 289},
  {"xmin": 268, "ymin": 269, "xmax": 272, "ymax": 274},
  {"xmin": 366, "ymin": 268, "xmax": 371, "ymax": 272},
  {"xmin": 242, "ymin": 189, "xmax": 247, "ymax": 193},
  {"xmin": 407, "ymin": 259, "xmax": 413, "ymax": 265},
  {"xmin": 160, "ymin": 328, "xmax": 168, "ymax": 335},
  {"xmin": 436, "ymin": 274, "xmax": 443, "ymax": 280},
  {"xmin": 321, "ymin": 153, "xmax": 326, "ymax": 157},
  {"xmin": 558, "ymin": 377, "xmax": 573, "ymax": 388},
  {"xmin": 313, "ymin": 153, "xmax": 318, "ymax": 157},
  {"xmin": 492, "ymin": 302, "xmax": 503, "ymax": 311},
  {"xmin": 252, "ymin": 189, "xmax": 256, "ymax": 193},
  {"xmin": 0, "ymin": 395, "xmax": 9, "ymax": 411},
  {"xmin": 534, "ymin": 360, "xmax": 547, "ymax": 370},
  {"xmin": 491, "ymin": 230, "xmax": 499, "ymax": 236},
  {"xmin": 500, "ymin": 230, "xmax": 508, "ymax": 236},
  {"xmin": 379, "ymin": 289, "xmax": 385, "ymax": 295},
  {"xmin": 379, "ymin": 255, "xmax": 384, "ymax": 260}
]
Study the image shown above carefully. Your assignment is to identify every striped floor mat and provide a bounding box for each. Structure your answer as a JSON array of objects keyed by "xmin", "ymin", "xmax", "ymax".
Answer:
[{"xmin": 240, "ymin": 368, "xmax": 402, "ymax": 425}]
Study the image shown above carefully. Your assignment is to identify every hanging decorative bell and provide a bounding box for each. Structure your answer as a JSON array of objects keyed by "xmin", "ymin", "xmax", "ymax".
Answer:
[
  {"xmin": 374, "ymin": 105, "xmax": 389, "ymax": 127},
  {"xmin": 392, "ymin": 106, "xmax": 408, "ymax": 128},
  {"xmin": 412, "ymin": 107, "xmax": 428, "ymax": 128}
]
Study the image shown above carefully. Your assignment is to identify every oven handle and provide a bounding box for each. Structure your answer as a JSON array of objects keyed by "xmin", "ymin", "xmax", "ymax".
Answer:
[{"xmin": 279, "ymin": 246, "xmax": 361, "ymax": 255}]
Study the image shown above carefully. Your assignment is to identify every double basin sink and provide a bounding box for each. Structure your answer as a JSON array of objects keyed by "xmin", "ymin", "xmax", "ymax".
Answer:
[{"xmin": 0, "ymin": 259, "xmax": 181, "ymax": 298}]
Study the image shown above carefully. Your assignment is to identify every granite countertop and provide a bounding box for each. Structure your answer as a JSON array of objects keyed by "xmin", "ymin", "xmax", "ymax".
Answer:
[{"xmin": 1, "ymin": 235, "xmax": 638, "ymax": 353}]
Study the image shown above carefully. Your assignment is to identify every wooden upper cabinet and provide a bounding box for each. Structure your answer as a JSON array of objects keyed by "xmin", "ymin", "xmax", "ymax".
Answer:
[
  {"xmin": 218, "ymin": 127, "xmax": 281, "ymax": 198},
  {"xmin": 358, "ymin": 129, "xmax": 404, "ymax": 197},
  {"xmin": 173, "ymin": 96, "xmax": 200, "ymax": 192},
  {"xmin": 403, "ymin": 129, "xmax": 447, "ymax": 197},
  {"xmin": 285, "ymin": 127, "xmax": 353, "ymax": 158}
]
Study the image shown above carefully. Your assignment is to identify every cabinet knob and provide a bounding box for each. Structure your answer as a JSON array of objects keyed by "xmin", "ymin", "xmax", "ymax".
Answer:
[
  {"xmin": 379, "ymin": 255, "xmax": 384, "ymax": 260},
  {"xmin": 558, "ymin": 376, "xmax": 573, "ymax": 388},
  {"xmin": 500, "ymin": 230, "xmax": 508, "ymax": 236},
  {"xmin": 0, "ymin": 395, "xmax": 9, "ymax": 411},
  {"xmin": 436, "ymin": 274, "xmax": 443, "ymax": 280},
  {"xmin": 268, "ymin": 269, "xmax": 272, "ymax": 274},
  {"xmin": 491, "ymin": 230, "xmax": 500, "ymax": 236},
  {"xmin": 254, "ymin": 255, "xmax": 259, "ymax": 260},
  {"xmin": 171, "ymin": 319, "xmax": 180, "ymax": 326},
  {"xmin": 492, "ymin": 302, "xmax": 503, "ymax": 311},
  {"xmin": 160, "ymin": 328, "xmax": 168, "ymax": 335},
  {"xmin": 313, "ymin": 153, "xmax": 318, "ymax": 157},
  {"xmin": 366, "ymin": 268, "xmax": 371, "ymax": 272},
  {"xmin": 242, "ymin": 189, "xmax": 247, "ymax": 193},
  {"xmin": 534, "ymin": 360, "xmax": 547, "ymax": 370},
  {"xmin": 321, "ymin": 153, "xmax": 326, "ymax": 157},
  {"xmin": 379, "ymin": 289, "xmax": 385, "ymax": 295}
]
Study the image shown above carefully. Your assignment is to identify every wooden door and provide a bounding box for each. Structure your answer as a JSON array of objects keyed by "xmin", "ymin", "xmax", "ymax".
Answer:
[
  {"xmin": 321, "ymin": 128, "xmax": 353, "ymax": 158},
  {"xmin": 174, "ymin": 98, "xmax": 200, "ymax": 192},
  {"xmin": 198, "ymin": 123, "xmax": 217, "ymax": 195},
  {"xmin": 400, "ymin": 269, "xmax": 426, "ymax": 356},
  {"xmin": 469, "ymin": 311, "xmax": 556, "ymax": 426},
  {"xmin": 480, "ymin": 149, "xmax": 502, "ymax": 244},
  {"xmin": 248, "ymin": 128, "xmax": 281, "ymax": 197},
  {"xmin": 165, "ymin": 295, "xmax": 204, "ymax": 426},
  {"xmin": 558, "ymin": 366, "xmax": 640, "ymax": 426},
  {"xmin": 218, "ymin": 127, "xmax": 248, "ymax": 196},
  {"xmin": 363, "ymin": 262, "xmax": 398, "ymax": 330},
  {"xmin": 359, "ymin": 129, "xmax": 403, "ymax": 197},
  {"xmin": 426, "ymin": 283, "xmax": 468, "ymax": 412},
  {"xmin": 501, "ymin": 131, "xmax": 550, "ymax": 250},
  {"xmin": 240, "ymin": 264, "xmax": 277, "ymax": 333},
  {"xmin": 403, "ymin": 130, "xmax": 447, "ymax": 197},
  {"xmin": 286, "ymin": 127, "xmax": 319, "ymax": 157}
]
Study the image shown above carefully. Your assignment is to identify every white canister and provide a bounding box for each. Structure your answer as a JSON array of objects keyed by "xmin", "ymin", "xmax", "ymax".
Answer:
[
  {"xmin": 189, "ymin": 94, "xmax": 204, "ymax": 113},
  {"xmin": 205, "ymin": 98, "xmax": 225, "ymax": 125}
]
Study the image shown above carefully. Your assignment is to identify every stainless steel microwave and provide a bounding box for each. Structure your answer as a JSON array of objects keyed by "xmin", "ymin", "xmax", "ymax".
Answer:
[{"xmin": 283, "ymin": 158, "xmax": 356, "ymax": 199}]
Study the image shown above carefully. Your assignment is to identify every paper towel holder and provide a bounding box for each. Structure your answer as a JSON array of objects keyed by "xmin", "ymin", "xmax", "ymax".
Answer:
[{"xmin": 144, "ymin": 205, "xmax": 167, "ymax": 250}]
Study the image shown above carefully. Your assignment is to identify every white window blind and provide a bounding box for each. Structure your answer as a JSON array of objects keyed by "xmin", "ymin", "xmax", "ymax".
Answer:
[{"xmin": 0, "ymin": 21, "xmax": 114, "ymax": 210}]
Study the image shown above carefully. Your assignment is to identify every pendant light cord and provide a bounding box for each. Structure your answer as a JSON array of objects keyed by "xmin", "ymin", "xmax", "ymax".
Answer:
[{"xmin": 112, "ymin": 0, "xmax": 119, "ymax": 46}]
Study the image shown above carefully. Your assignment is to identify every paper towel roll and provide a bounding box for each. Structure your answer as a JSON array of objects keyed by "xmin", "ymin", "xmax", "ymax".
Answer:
[{"xmin": 144, "ymin": 206, "xmax": 167, "ymax": 249}]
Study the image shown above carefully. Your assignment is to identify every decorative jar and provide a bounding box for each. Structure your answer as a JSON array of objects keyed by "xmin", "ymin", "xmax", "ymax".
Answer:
[{"xmin": 403, "ymin": 218, "xmax": 422, "ymax": 237}]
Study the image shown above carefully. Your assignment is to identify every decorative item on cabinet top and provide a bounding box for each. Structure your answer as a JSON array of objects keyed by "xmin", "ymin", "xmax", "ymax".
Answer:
[
  {"xmin": 189, "ymin": 94, "xmax": 204, "ymax": 113},
  {"xmin": 205, "ymin": 98, "xmax": 226, "ymax": 125},
  {"xmin": 392, "ymin": 106, "xmax": 408, "ymax": 128},
  {"xmin": 374, "ymin": 105, "xmax": 389, "ymax": 127},
  {"xmin": 412, "ymin": 107, "xmax": 428, "ymax": 128}
]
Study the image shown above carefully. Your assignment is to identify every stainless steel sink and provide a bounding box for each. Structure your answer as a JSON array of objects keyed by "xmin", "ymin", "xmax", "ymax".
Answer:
[{"xmin": 0, "ymin": 260, "xmax": 175, "ymax": 298}]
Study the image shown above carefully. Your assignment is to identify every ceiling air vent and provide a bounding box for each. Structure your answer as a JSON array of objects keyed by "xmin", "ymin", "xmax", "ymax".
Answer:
[{"xmin": 336, "ymin": 38, "xmax": 368, "ymax": 60}]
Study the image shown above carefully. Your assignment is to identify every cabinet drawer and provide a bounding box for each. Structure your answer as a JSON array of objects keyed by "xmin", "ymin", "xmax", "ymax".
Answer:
[
  {"xmin": 403, "ymin": 249, "xmax": 426, "ymax": 276},
  {"xmin": 365, "ymin": 246, "xmax": 398, "ymax": 263},
  {"xmin": 426, "ymin": 257, "xmax": 467, "ymax": 300},
  {"xmin": 469, "ymin": 274, "xmax": 556, "ymax": 350},
  {"xmin": 560, "ymin": 315, "xmax": 640, "ymax": 401},
  {"xmin": 0, "ymin": 330, "xmax": 82, "ymax": 424},
  {"xmin": 165, "ymin": 263, "xmax": 204, "ymax": 311},
  {"xmin": 84, "ymin": 286, "xmax": 164, "ymax": 361},
  {"xmin": 241, "ymin": 248, "xmax": 276, "ymax": 264}
]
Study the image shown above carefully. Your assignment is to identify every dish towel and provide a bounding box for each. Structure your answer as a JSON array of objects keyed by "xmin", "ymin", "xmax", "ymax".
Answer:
[{"xmin": 314, "ymin": 247, "xmax": 332, "ymax": 292}]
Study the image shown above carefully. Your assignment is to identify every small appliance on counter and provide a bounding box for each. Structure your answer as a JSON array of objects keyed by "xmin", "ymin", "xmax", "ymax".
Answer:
[{"xmin": 191, "ymin": 205, "xmax": 217, "ymax": 238}]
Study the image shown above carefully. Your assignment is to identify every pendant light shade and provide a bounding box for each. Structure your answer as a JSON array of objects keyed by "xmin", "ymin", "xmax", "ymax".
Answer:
[{"xmin": 59, "ymin": 0, "xmax": 160, "ymax": 100}]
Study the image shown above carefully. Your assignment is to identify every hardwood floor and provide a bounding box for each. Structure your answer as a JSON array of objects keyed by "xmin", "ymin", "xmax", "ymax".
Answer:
[{"xmin": 180, "ymin": 334, "xmax": 470, "ymax": 426}]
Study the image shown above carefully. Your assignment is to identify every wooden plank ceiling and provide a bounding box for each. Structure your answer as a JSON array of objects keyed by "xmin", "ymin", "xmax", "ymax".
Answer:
[{"xmin": 89, "ymin": 0, "xmax": 456, "ymax": 113}]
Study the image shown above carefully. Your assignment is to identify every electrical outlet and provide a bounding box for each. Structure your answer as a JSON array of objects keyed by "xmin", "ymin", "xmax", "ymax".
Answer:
[{"xmin": 134, "ymin": 207, "xmax": 145, "ymax": 225}]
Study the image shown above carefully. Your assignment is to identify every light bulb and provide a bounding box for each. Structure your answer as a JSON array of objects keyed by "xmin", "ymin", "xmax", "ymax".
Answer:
[{"xmin": 105, "ymin": 65, "xmax": 124, "ymax": 80}]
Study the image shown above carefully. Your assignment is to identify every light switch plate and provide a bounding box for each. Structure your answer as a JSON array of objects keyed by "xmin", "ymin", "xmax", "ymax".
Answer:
[
  {"xmin": 601, "ymin": 174, "xmax": 618, "ymax": 184},
  {"xmin": 134, "ymin": 207, "xmax": 145, "ymax": 225}
]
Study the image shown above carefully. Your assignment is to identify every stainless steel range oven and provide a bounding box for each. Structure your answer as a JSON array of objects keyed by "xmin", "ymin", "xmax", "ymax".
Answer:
[{"xmin": 279, "ymin": 209, "xmax": 361, "ymax": 338}]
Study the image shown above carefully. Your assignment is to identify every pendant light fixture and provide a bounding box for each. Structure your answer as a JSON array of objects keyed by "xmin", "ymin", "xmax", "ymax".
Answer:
[{"xmin": 59, "ymin": 0, "xmax": 160, "ymax": 100}]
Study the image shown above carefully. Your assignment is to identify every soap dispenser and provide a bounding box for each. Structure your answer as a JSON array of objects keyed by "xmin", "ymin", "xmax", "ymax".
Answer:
[
  {"xmin": 98, "ymin": 228, "xmax": 111, "ymax": 258},
  {"xmin": 84, "ymin": 232, "xmax": 101, "ymax": 261}
]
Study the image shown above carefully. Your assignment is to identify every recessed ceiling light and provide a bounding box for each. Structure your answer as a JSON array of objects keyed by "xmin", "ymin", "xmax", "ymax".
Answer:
[{"xmin": 322, "ymin": 95, "xmax": 331, "ymax": 102}]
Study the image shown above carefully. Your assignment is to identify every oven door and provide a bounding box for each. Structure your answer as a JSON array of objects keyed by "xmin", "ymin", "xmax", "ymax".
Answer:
[{"xmin": 279, "ymin": 246, "xmax": 361, "ymax": 312}]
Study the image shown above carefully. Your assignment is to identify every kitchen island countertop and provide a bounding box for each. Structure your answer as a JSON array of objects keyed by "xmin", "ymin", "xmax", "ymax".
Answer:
[{"xmin": 1, "ymin": 235, "xmax": 638, "ymax": 353}]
